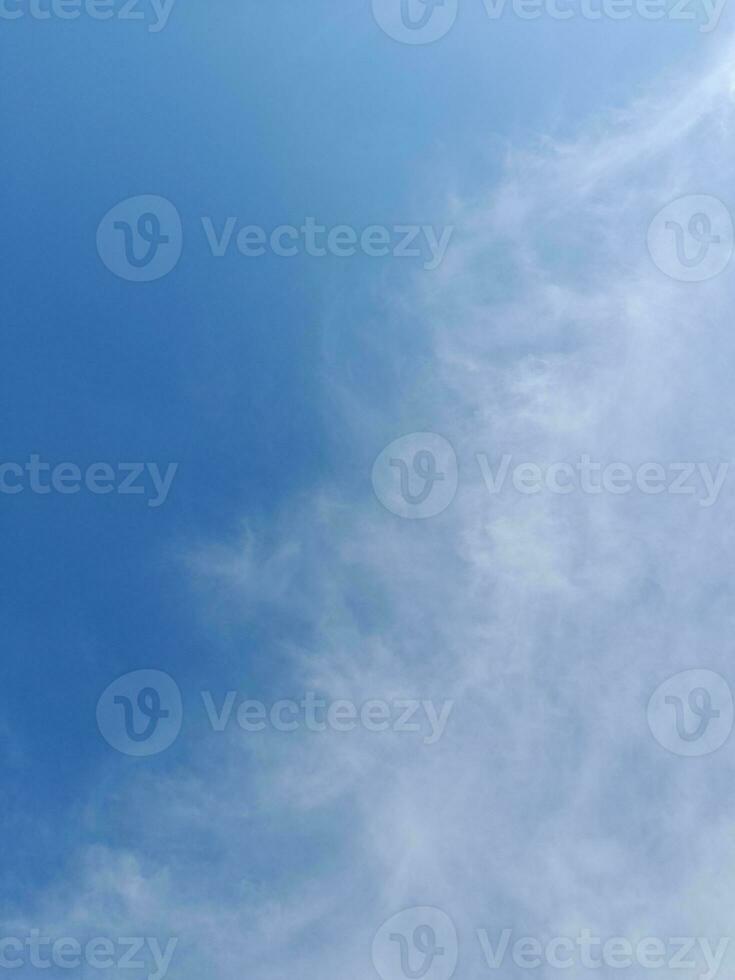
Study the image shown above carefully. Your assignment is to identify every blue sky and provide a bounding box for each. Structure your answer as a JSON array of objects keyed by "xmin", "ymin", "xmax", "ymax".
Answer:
[{"xmin": 3, "ymin": 2, "xmax": 735, "ymax": 978}]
